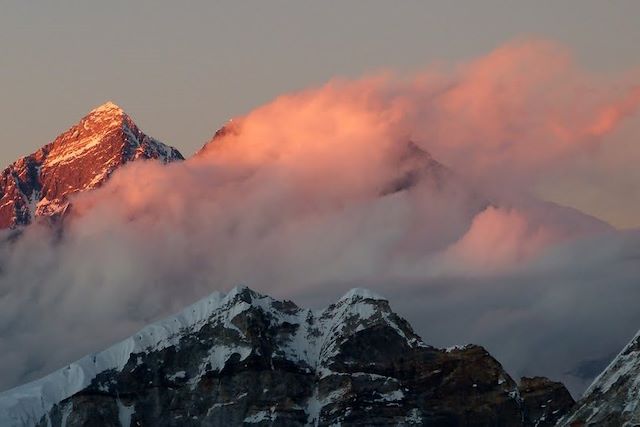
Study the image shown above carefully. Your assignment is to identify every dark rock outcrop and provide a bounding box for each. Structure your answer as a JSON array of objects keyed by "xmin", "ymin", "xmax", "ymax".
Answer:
[
  {"xmin": 519, "ymin": 376, "xmax": 575, "ymax": 426},
  {"xmin": 0, "ymin": 287, "xmax": 572, "ymax": 426}
]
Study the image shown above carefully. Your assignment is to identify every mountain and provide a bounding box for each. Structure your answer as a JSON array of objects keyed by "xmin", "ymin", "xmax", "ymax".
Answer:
[
  {"xmin": 0, "ymin": 287, "xmax": 573, "ymax": 427},
  {"xmin": 559, "ymin": 329, "xmax": 640, "ymax": 426},
  {"xmin": 0, "ymin": 102, "xmax": 184, "ymax": 229},
  {"xmin": 198, "ymin": 121, "xmax": 454, "ymax": 198}
]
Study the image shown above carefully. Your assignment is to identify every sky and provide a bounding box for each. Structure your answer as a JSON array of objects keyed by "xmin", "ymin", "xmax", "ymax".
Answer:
[
  {"xmin": 1, "ymin": 2, "xmax": 640, "ymax": 399},
  {"xmin": 1, "ymin": 2, "xmax": 639, "ymax": 226},
  {"xmin": 0, "ymin": 3, "xmax": 637, "ymax": 147},
  {"xmin": 1, "ymin": 1, "xmax": 639, "ymax": 229},
  {"xmin": 1, "ymin": 56, "xmax": 639, "ymax": 395}
]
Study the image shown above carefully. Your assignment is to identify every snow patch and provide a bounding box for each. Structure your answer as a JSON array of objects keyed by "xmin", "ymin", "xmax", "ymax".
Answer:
[
  {"xmin": 376, "ymin": 389, "xmax": 404, "ymax": 402},
  {"xmin": 166, "ymin": 371, "xmax": 186, "ymax": 381},
  {"xmin": 117, "ymin": 400, "xmax": 135, "ymax": 427},
  {"xmin": 339, "ymin": 288, "xmax": 386, "ymax": 302},
  {"xmin": 0, "ymin": 286, "xmax": 418, "ymax": 426},
  {"xmin": 244, "ymin": 410, "xmax": 272, "ymax": 424}
]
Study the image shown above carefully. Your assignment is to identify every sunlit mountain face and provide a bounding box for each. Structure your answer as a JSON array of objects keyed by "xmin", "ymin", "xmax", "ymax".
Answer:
[
  {"xmin": 0, "ymin": 38, "xmax": 639, "ymax": 427},
  {"xmin": 0, "ymin": 102, "xmax": 183, "ymax": 229}
]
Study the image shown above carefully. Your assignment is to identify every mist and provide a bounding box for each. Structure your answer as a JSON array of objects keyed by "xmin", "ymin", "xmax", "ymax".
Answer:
[{"xmin": 0, "ymin": 39, "xmax": 639, "ymax": 397}]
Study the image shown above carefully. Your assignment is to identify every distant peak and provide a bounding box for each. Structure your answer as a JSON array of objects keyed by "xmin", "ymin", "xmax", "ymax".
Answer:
[
  {"xmin": 89, "ymin": 101, "xmax": 125, "ymax": 117},
  {"xmin": 223, "ymin": 286, "xmax": 264, "ymax": 304},
  {"xmin": 339, "ymin": 288, "xmax": 386, "ymax": 302}
]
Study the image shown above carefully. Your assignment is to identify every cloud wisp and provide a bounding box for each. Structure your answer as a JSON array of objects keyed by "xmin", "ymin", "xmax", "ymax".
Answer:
[{"xmin": 0, "ymin": 39, "xmax": 639, "ymax": 396}]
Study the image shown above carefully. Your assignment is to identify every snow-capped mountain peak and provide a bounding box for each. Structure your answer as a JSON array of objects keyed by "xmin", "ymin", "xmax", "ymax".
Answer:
[
  {"xmin": 338, "ymin": 287, "xmax": 385, "ymax": 302},
  {"xmin": 0, "ymin": 102, "xmax": 184, "ymax": 229},
  {"xmin": 560, "ymin": 329, "xmax": 640, "ymax": 425},
  {"xmin": 0, "ymin": 286, "xmax": 405, "ymax": 425},
  {"xmin": 0, "ymin": 287, "xmax": 574, "ymax": 427},
  {"xmin": 89, "ymin": 100, "xmax": 123, "ymax": 115}
]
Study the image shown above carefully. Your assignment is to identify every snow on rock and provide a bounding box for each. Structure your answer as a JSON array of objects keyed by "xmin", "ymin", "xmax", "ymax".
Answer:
[
  {"xmin": 0, "ymin": 286, "xmax": 574, "ymax": 426},
  {"xmin": 0, "ymin": 286, "xmax": 416, "ymax": 426},
  {"xmin": 243, "ymin": 409, "xmax": 273, "ymax": 424},
  {"xmin": 559, "ymin": 330, "xmax": 640, "ymax": 426},
  {"xmin": 0, "ymin": 101, "xmax": 184, "ymax": 229},
  {"xmin": 117, "ymin": 399, "xmax": 135, "ymax": 427},
  {"xmin": 375, "ymin": 389, "xmax": 405, "ymax": 402},
  {"xmin": 338, "ymin": 287, "xmax": 386, "ymax": 302},
  {"xmin": 0, "ymin": 289, "xmax": 226, "ymax": 425}
]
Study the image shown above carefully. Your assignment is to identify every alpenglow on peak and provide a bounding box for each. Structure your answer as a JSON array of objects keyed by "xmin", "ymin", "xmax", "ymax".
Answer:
[{"xmin": 0, "ymin": 102, "xmax": 184, "ymax": 229}]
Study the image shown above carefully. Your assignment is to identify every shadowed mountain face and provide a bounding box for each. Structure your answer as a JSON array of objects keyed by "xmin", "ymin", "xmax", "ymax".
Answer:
[
  {"xmin": 0, "ymin": 102, "xmax": 183, "ymax": 229},
  {"xmin": 560, "ymin": 330, "xmax": 640, "ymax": 426},
  {"xmin": 0, "ymin": 287, "xmax": 574, "ymax": 427}
]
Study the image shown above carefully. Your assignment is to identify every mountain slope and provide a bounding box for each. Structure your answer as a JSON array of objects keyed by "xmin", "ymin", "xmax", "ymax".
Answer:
[
  {"xmin": 0, "ymin": 102, "xmax": 183, "ymax": 229},
  {"xmin": 197, "ymin": 121, "xmax": 454, "ymax": 197},
  {"xmin": 559, "ymin": 330, "xmax": 640, "ymax": 426},
  {"xmin": 0, "ymin": 287, "xmax": 573, "ymax": 427}
]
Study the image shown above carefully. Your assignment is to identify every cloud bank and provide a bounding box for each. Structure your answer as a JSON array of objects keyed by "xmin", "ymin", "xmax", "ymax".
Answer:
[{"xmin": 1, "ymin": 39, "xmax": 639, "ymax": 396}]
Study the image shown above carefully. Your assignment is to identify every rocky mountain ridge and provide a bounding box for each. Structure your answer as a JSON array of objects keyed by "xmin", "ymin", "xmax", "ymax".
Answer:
[
  {"xmin": 0, "ymin": 102, "xmax": 183, "ymax": 229},
  {"xmin": 0, "ymin": 287, "xmax": 574, "ymax": 426},
  {"xmin": 559, "ymin": 328, "xmax": 640, "ymax": 426}
]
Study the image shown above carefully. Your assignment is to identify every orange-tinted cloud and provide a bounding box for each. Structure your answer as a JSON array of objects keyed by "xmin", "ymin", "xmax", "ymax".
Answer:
[
  {"xmin": 196, "ymin": 39, "xmax": 639, "ymax": 194},
  {"xmin": 442, "ymin": 206, "xmax": 558, "ymax": 273},
  {"xmin": 0, "ymin": 39, "xmax": 638, "ymax": 396}
]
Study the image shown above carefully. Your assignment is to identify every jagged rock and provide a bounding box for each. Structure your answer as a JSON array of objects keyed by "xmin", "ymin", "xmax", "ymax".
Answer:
[
  {"xmin": 0, "ymin": 102, "xmax": 183, "ymax": 229},
  {"xmin": 518, "ymin": 376, "xmax": 575, "ymax": 426},
  {"xmin": 0, "ymin": 287, "xmax": 572, "ymax": 426},
  {"xmin": 559, "ymin": 330, "xmax": 640, "ymax": 426}
]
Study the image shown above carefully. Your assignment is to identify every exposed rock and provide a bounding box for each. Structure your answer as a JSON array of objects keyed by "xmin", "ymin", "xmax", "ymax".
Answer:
[
  {"xmin": 519, "ymin": 376, "xmax": 575, "ymax": 426},
  {"xmin": 379, "ymin": 140, "xmax": 452, "ymax": 196},
  {"xmin": 559, "ymin": 330, "xmax": 640, "ymax": 426},
  {"xmin": 0, "ymin": 102, "xmax": 183, "ymax": 229},
  {"xmin": 0, "ymin": 287, "xmax": 572, "ymax": 426}
]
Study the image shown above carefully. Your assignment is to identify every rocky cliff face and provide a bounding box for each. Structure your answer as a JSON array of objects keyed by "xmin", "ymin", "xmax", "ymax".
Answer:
[
  {"xmin": 0, "ymin": 287, "xmax": 573, "ymax": 426},
  {"xmin": 519, "ymin": 377, "xmax": 575, "ymax": 426},
  {"xmin": 0, "ymin": 102, "xmax": 183, "ymax": 229},
  {"xmin": 559, "ymin": 330, "xmax": 640, "ymax": 426}
]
